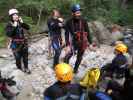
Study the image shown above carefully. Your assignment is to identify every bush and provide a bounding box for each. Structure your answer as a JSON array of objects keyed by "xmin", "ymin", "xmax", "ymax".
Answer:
[
  {"xmin": 22, "ymin": 16, "xmax": 39, "ymax": 33},
  {"xmin": 0, "ymin": 23, "xmax": 6, "ymax": 48}
]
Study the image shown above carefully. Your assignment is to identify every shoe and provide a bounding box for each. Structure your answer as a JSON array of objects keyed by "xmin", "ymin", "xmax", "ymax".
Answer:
[
  {"xmin": 18, "ymin": 67, "xmax": 23, "ymax": 72},
  {"xmin": 74, "ymin": 69, "xmax": 78, "ymax": 74},
  {"xmin": 25, "ymin": 69, "xmax": 31, "ymax": 74}
]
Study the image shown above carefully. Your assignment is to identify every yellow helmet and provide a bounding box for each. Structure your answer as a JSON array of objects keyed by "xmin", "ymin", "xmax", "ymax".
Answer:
[
  {"xmin": 55, "ymin": 63, "xmax": 73, "ymax": 83},
  {"xmin": 80, "ymin": 67, "xmax": 100, "ymax": 88},
  {"xmin": 115, "ymin": 43, "xmax": 127, "ymax": 54}
]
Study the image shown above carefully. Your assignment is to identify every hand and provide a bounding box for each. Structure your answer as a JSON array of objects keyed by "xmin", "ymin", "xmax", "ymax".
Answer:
[
  {"xmin": 92, "ymin": 42, "xmax": 97, "ymax": 47},
  {"xmin": 61, "ymin": 41, "xmax": 65, "ymax": 48},
  {"xmin": 64, "ymin": 45, "xmax": 71, "ymax": 54},
  {"xmin": 19, "ymin": 17, "xmax": 23, "ymax": 23},
  {"xmin": 58, "ymin": 23, "xmax": 63, "ymax": 27},
  {"xmin": 89, "ymin": 43, "xmax": 97, "ymax": 51},
  {"xmin": 58, "ymin": 17, "xmax": 64, "ymax": 22},
  {"xmin": 12, "ymin": 21, "xmax": 18, "ymax": 27}
]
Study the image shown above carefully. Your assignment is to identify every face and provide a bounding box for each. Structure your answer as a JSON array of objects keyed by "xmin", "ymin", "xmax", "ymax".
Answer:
[
  {"xmin": 72, "ymin": 11, "xmax": 81, "ymax": 19},
  {"xmin": 12, "ymin": 14, "xmax": 19, "ymax": 22},
  {"xmin": 114, "ymin": 49, "xmax": 121, "ymax": 55},
  {"xmin": 53, "ymin": 10, "xmax": 60, "ymax": 19},
  {"xmin": 114, "ymin": 50, "xmax": 118, "ymax": 55}
]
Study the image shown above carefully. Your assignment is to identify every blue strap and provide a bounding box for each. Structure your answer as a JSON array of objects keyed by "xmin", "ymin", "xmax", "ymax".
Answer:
[
  {"xmin": 95, "ymin": 91, "xmax": 112, "ymax": 100},
  {"xmin": 44, "ymin": 96, "xmax": 51, "ymax": 100},
  {"xmin": 52, "ymin": 40, "xmax": 60, "ymax": 50}
]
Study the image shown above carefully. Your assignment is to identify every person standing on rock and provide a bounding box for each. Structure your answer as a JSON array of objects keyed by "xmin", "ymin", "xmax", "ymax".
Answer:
[
  {"xmin": 5, "ymin": 9, "xmax": 31, "ymax": 74},
  {"xmin": 64, "ymin": 4, "xmax": 93, "ymax": 73},
  {"xmin": 47, "ymin": 9, "xmax": 64, "ymax": 67}
]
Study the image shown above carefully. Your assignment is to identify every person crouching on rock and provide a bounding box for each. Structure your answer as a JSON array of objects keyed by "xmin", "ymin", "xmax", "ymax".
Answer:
[
  {"xmin": 110, "ymin": 43, "xmax": 128, "ymax": 78},
  {"xmin": 5, "ymin": 9, "xmax": 31, "ymax": 74}
]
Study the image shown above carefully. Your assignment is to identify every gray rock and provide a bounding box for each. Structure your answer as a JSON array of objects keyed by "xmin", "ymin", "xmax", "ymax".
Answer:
[{"xmin": 0, "ymin": 36, "xmax": 128, "ymax": 100}]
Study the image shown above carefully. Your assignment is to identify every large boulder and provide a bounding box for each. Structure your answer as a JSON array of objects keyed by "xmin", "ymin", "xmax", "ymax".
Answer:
[{"xmin": 89, "ymin": 21, "xmax": 114, "ymax": 45}]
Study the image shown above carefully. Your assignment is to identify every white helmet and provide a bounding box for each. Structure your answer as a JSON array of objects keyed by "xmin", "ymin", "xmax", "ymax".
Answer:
[{"xmin": 9, "ymin": 9, "xmax": 19, "ymax": 16}]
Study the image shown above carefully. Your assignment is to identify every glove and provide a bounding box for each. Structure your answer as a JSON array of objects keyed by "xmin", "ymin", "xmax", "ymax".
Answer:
[
  {"xmin": 58, "ymin": 17, "xmax": 64, "ymax": 22},
  {"xmin": 58, "ymin": 23, "xmax": 63, "ymax": 27},
  {"xmin": 12, "ymin": 21, "xmax": 18, "ymax": 27},
  {"xmin": 19, "ymin": 17, "xmax": 23, "ymax": 23}
]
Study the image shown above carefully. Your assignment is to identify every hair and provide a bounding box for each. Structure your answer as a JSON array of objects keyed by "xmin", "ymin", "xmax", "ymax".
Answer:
[
  {"xmin": 115, "ymin": 49, "xmax": 123, "ymax": 54},
  {"xmin": 51, "ymin": 9, "xmax": 61, "ymax": 17},
  {"xmin": 9, "ymin": 14, "xmax": 18, "ymax": 22},
  {"xmin": 9, "ymin": 15, "xmax": 14, "ymax": 22}
]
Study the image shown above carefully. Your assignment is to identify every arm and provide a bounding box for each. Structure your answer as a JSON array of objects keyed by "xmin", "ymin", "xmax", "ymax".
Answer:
[
  {"xmin": 64, "ymin": 21, "xmax": 70, "ymax": 46},
  {"xmin": 5, "ymin": 23, "xmax": 17, "ymax": 37},
  {"xmin": 84, "ymin": 21, "xmax": 93, "ymax": 44},
  {"xmin": 125, "ymin": 68, "xmax": 130, "ymax": 79},
  {"xmin": 43, "ymin": 86, "xmax": 53, "ymax": 100},
  {"xmin": 21, "ymin": 23, "xmax": 30, "ymax": 30},
  {"xmin": 48, "ymin": 19, "xmax": 61, "ymax": 31}
]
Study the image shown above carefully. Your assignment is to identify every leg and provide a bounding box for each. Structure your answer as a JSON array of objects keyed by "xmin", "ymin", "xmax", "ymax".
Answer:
[
  {"xmin": 22, "ymin": 46, "xmax": 31, "ymax": 74},
  {"xmin": 52, "ymin": 39, "xmax": 61, "ymax": 68},
  {"xmin": 53, "ymin": 48, "xmax": 61, "ymax": 67},
  {"xmin": 13, "ymin": 49, "xmax": 22, "ymax": 70},
  {"xmin": 74, "ymin": 50, "xmax": 84, "ymax": 73},
  {"xmin": 64, "ymin": 50, "xmax": 73, "ymax": 64},
  {"xmin": 22, "ymin": 46, "xmax": 28, "ymax": 70},
  {"xmin": 48, "ymin": 37, "xmax": 52, "ymax": 58}
]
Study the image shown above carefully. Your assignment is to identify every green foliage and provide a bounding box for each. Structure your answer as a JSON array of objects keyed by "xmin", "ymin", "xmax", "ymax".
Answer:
[
  {"xmin": 0, "ymin": 23, "xmax": 6, "ymax": 48},
  {"xmin": 0, "ymin": 0, "xmax": 132, "ymax": 25},
  {"xmin": 120, "ymin": 6, "xmax": 133, "ymax": 26},
  {"xmin": 0, "ymin": 0, "xmax": 133, "ymax": 47},
  {"xmin": 81, "ymin": 0, "xmax": 133, "ymax": 25},
  {"xmin": 22, "ymin": 16, "xmax": 38, "ymax": 32},
  {"xmin": 22, "ymin": 16, "xmax": 34, "ymax": 25}
]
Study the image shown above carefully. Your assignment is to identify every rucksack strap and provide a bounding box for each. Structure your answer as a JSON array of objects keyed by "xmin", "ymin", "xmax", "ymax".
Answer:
[{"xmin": 72, "ymin": 19, "xmax": 84, "ymax": 32}]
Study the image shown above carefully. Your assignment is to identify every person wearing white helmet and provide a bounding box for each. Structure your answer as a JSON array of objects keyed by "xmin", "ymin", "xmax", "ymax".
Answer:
[
  {"xmin": 9, "ymin": 9, "xmax": 19, "ymax": 16},
  {"xmin": 5, "ymin": 8, "xmax": 31, "ymax": 74}
]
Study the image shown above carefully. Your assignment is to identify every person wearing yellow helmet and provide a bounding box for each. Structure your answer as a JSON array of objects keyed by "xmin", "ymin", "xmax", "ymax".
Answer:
[
  {"xmin": 43, "ymin": 63, "xmax": 83, "ymax": 100},
  {"xmin": 54, "ymin": 63, "xmax": 73, "ymax": 82},
  {"xmin": 44, "ymin": 64, "xmax": 112, "ymax": 100},
  {"xmin": 114, "ymin": 43, "xmax": 128, "ymax": 54},
  {"xmin": 110, "ymin": 43, "xmax": 128, "ymax": 78}
]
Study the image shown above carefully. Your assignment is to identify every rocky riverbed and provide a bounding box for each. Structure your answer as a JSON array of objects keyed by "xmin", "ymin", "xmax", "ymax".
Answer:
[{"xmin": 0, "ymin": 36, "xmax": 131, "ymax": 100}]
